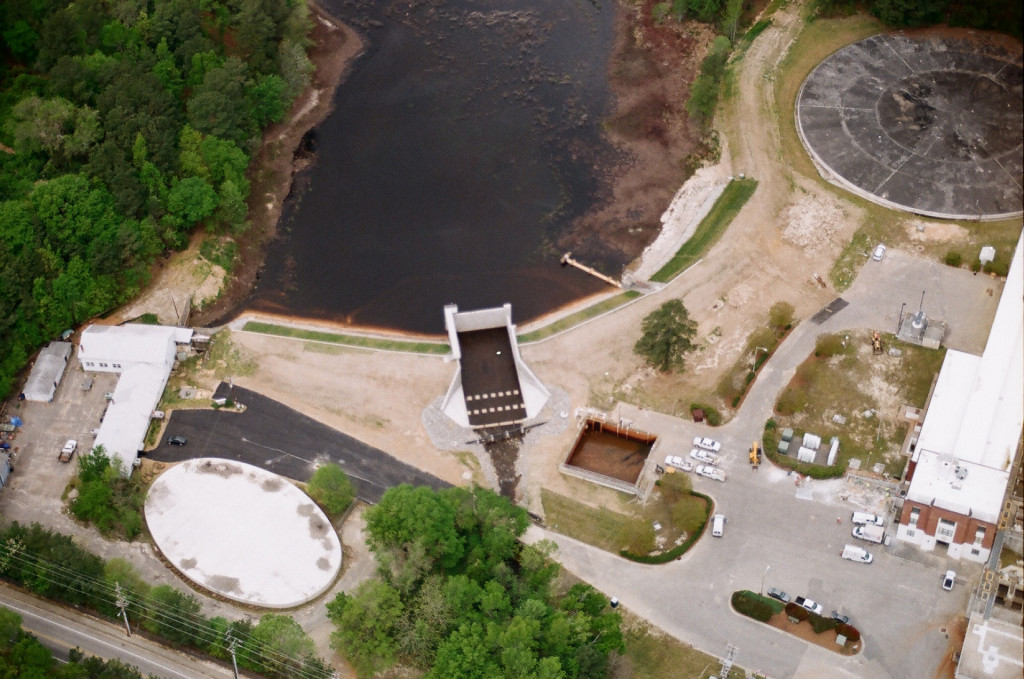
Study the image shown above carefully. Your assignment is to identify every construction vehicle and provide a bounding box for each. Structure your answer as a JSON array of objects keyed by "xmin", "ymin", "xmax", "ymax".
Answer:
[
  {"xmin": 872, "ymin": 331, "xmax": 883, "ymax": 354},
  {"xmin": 749, "ymin": 441, "xmax": 761, "ymax": 469}
]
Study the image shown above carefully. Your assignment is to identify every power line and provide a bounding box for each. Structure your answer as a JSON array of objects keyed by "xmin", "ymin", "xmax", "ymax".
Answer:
[{"xmin": 0, "ymin": 541, "xmax": 333, "ymax": 679}]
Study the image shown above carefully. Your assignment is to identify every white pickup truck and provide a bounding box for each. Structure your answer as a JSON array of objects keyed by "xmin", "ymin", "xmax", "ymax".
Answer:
[
  {"xmin": 695, "ymin": 465, "xmax": 726, "ymax": 482},
  {"xmin": 852, "ymin": 524, "xmax": 885, "ymax": 544},
  {"xmin": 689, "ymin": 448, "xmax": 718, "ymax": 465}
]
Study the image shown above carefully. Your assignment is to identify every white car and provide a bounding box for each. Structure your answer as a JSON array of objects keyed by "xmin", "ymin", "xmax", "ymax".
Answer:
[
  {"xmin": 794, "ymin": 596, "xmax": 824, "ymax": 615},
  {"xmin": 942, "ymin": 570, "xmax": 956, "ymax": 591},
  {"xmin": 692, "ymin": 436, "xmax": 721, "ymax": 452},
  {"xmin": 689, "ymin": 448, "xmax": 718, "ymax": 465},
  {"xmin": 61, "ymin": 439, "xmax": 77, "ymax": 455},
  {"xmin": 664, "ymin": 455, "xmax": 693, "ymax": 472},
  {"xmin": 695, "ymin": 465, "xmax": 726, "ymax": 482},
  {"xmin": 872, "ymin": 243, "xmax": 886, "ymax": 261}
]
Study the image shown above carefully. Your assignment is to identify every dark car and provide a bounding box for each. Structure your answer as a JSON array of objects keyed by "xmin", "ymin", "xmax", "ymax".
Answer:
[
  {"xmin": 831, "ymin": 611, "xmax": 850, "ymax": 625},
  {"xmin": 167, "ymin": 435, "xmax": 188, "ymax": 446},
  {"xmin": 767, "ymin": 587, "xmax": 790, "ymax": 603}
]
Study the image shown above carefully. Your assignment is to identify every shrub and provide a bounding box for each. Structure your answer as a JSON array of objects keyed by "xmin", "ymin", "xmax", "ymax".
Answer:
[
  {"xmin": 944, "ymin": 250, "xmax": 962, "ymax": 267},
  {"xmin": 970, "ymin": 258, "xmax": 982, "ymax": 272},
  {"xmin": 808, "ymin": 612, "xmax": 837, "ymax": 634},
  {"xmin": 764, "ymin": 418, "xmax": 777, "ymax": 431},
  {"xmin": 306, "ymin": 463, "xmax": 356, "ymax": 518},
  {"xmin": 836, "ymin": 622, "xmax": 860, "ymax": 642},
  {"xmin": 983, "ymin": 258, "xmax": 1010, "ymax": 276},
  {"xmin": 784, "ymin": 602, "xmax": 808, "ymax": 621},
  {"xmin": 731, "ymin": 590, "xmax": 774, "ymax": 622},
  {"xmin": 768, "ymin": 301, "xmax": 795, "ymax": 330},
  {"xmin": 690, "ymin": 402, "xmax": 722, "ymax": 426}
]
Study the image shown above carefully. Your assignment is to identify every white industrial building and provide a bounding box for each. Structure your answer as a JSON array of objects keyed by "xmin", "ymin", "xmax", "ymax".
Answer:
[
  {"xmin": 78, "ymin": 324, "xmax": 193, "ymax": 474},
  {"xmin": 897, "ymin": 233, "xmax": 1024, "ymax": 562}
]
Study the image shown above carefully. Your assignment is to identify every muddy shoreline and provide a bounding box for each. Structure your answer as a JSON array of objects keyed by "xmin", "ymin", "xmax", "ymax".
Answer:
[{"xmin": 195, "ymin": 0, "xmax": 708, "ymax": 330}]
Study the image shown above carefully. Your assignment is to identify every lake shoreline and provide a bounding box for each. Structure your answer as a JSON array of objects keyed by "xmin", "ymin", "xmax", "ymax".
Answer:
[{"xmin": 195, "ymin": 1, "xmax": 709, "ymax": 332}]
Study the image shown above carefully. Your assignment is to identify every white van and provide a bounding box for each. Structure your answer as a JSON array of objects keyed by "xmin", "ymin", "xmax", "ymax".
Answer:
[
  {"xmin": 712, "ymin": 514, "xmax": 726, "ymax": 537},
  {"xmin": 841, "ymin": 544, "xmax": 873, "ymax": 563},
  {"xmin": 851, "ymin": 511, "xmax": 883, "ymax": 526}
]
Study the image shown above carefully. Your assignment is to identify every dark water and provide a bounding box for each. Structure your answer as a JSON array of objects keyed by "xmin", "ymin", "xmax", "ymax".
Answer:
[{"xmin": 244, "ymin": 0, "xmax": 623, "ymax": 335}]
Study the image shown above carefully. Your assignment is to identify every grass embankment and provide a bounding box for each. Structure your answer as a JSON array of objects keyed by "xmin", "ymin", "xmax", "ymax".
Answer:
[
  {"xmin": 766, "ymin": 331, "xmax": 945, "ymax": 478},
  {"xmin": 622, "ymin": 616, "xmax": 747, "ymax": 679},
  {"xmin": 241, "ymin": 321, "xmax": 450, "ymax": 354},
  {"xmin": 517, "ymin": 291, "xmax": 642, "ymax": 343},
  {"xmin": 541, "ymin": 472, "xmax": 709, "ymax": 562},
  {"xmin": 650, "ymin": 177, "xmax": 758, "ymax": 283}
]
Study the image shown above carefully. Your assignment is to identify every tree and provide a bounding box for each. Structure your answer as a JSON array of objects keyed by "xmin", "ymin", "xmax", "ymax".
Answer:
[
  {"xmin": 634, "ymin": 299, "xmax": 698, "ymax": 372},
  {"xmin": 328, "ymin": 581, "xmax": 404, "ymax": 676},
  {"xmin": 248, "ymin": 614, "xmax": 318, "ymax": 677},
  {"xmin": 364, "ymin": 485, "xmax": 465, "ymax": 573},
  {"xmin": 305, "ymin": 463, "xmax": 355, "ymax": 517},
  {"xmin": 722, "ymin": 0, "xmax": 743, "ymax": 43},
  {"xmin": 166, "ymin": 175, "xmax": 218, "ymax": 225}
]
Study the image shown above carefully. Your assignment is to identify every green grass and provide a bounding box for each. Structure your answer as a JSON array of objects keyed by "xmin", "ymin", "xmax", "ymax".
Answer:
[
  {"xmin": 242, "ymin": 321, "xmax": 450, "ymax": 354},
  {"xmin": 650, "ymin": 178, "xmax": 758, "ymax": 283},
  {"xmin": 622, "ymin": 618, "xmax": 747, "ymax": 679},
  {"xmin": 769, "ymin": 332, "xmax": 946, "ymax": 477},
  {"xmin": 516, "ymin": 291, "xmax": 642, "ymax": 343},
  {"xmin": 541, "ymin": 488, "xmax": 635, "ymax": 553}
]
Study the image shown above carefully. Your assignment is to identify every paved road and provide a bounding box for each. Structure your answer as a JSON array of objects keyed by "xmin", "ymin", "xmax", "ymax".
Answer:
[
  {"xmin": 526, "ymin": 249, "xmax": 999, "ymax": 678},
  {"xmin": 147, "ymin": 385, "xmax": 449, "ymax": 503},
  {"xmin": 1, "ymin": 584, "xmax": 234, "ymax": 679}
]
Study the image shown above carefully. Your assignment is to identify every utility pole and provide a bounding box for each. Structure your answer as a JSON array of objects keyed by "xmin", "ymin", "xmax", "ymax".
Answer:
[
  {"xmin": 114, "ymin": 582, "xmax": 131, "ymax": 636},
  {"xmin": 226, "ymin": 632, "xmax": 240, "ymax": 679}
]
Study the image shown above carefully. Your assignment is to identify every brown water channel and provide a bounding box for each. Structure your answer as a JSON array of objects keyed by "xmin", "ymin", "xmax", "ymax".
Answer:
[{"xmin": 236, "ymin": 0, "xmax": 626, "ymax": 334}]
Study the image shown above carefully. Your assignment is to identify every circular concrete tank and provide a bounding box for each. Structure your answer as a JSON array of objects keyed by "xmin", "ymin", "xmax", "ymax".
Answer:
[
  {"xmin": 145, "ymin": 458, "xmax": 341, "ymax": 608},
  {"xmin": 796, "ymin": 32, "xmax": 1022, "ymax": 220}
]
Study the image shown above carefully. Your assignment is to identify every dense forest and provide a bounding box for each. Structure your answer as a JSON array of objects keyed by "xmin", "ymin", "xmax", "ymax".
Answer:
[
  {"xmin": 0, "ymin": 0, "xmax": 313, "ymax": 398},
  {"xmin": 329, "ymin": 485, "xmax": 625, "ymax": 678}
]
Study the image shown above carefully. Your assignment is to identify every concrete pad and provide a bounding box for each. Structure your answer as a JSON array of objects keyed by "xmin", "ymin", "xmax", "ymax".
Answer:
[
  {"xmin": 145, "ymin": 458, "xmax": 341, "ymax": 608},
  {"xmin": 797, "ymin": 32, "xmax": 1022, "ymax": 220}
]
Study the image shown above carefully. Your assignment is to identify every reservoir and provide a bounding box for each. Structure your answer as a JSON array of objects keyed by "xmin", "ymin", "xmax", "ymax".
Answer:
[{"xmin": 244, "ymin": 0, "xmax": 627, "ymax": 335}]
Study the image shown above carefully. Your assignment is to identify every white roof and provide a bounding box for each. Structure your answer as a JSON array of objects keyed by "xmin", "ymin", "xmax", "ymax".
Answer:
[
  {"xmin": 915, "ymin": 350, "xmax": 982, "ymax": 459},
  {"xmin": 906, "ymin": 450, "xmax": 1007, "ymax": 523},
  {"xmin": 79, "ymin": 324, "xmax": 192, "ymax": 365},
  {"xmin": 953, "ymin": 234, "xmax": 1024, "ymax": 470},
  {"xmin": 92, "ymin": 364, "xmax": 168, "ymax": 473},
  {"xmin": 909, "ymin": 232, "xmax": 1024, "ymax": 522},
  {"xmin": 23, "ymin": 342, "xmax": 72, "ymax": 401},
  {"xmin": 145, "ymin": 458, "xmax": 342, "ymax": 608}
]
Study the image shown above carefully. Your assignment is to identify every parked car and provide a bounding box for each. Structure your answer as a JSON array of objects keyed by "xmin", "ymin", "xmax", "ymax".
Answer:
[
  {"xmin": 689, "ymin": 448, "xmax": 718, "ymax": 465},
  {"xmin": 692, "ymin": 436, "xmax": 721, "ymax": 452},
  {"xmin": 58, "ymin": 439, "xmax": 77, "ymax": 463},
  {"xmin": 695, "ymin": 465, "xmax": 727, "ymax": 482},
  {"xmin": 794, "ymin": 596, "xmax": 824, "ymax": 615},
  {"xmin": 852, "ymin": 524, "xmax": 885, "ymax": 544},
  {"xmin": 851, "ymin": 512, "xmax": 884, "ymax": 526},
  {"xmin": 831, "ymin": 611, "xmax": 850, "ymax": 625},
  {"xmin": 664, "ymin": 455, "xmax": 693, "ymax": 472},
  {"xmin": 711, "ymin": 514, "xmax": 726, "ymax": 537},
  {"xmin": 872, "ymin": 243, "xmax": 886, "ymax": 261},
  {"xmin": 167, "ymin": 435, "xmax": 188, "ymax": 446},
  {"xmin": 767, "ymin": 587, "xmax": 790, "ymax": 603},
  {"xmin": 942, "ymin": 570, "xmax": 956, "ymax": 591}
]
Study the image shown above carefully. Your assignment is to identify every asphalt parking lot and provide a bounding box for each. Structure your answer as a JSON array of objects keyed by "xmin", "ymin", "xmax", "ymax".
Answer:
[{"xmin": 147, "ymin": 384, "xmax": 448, "ymax": 503}]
